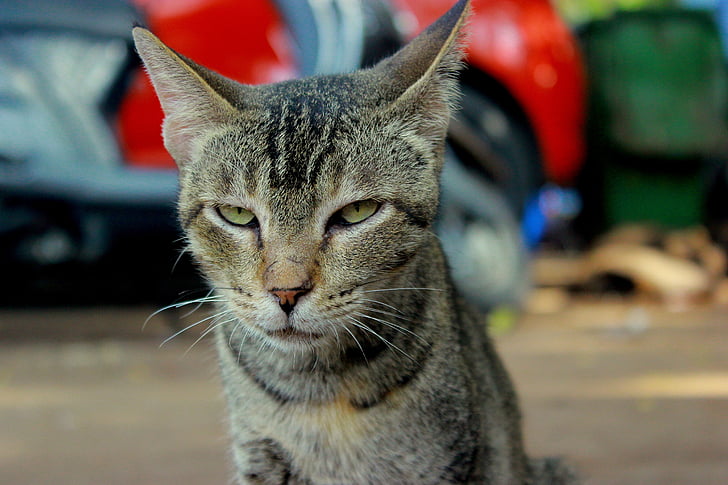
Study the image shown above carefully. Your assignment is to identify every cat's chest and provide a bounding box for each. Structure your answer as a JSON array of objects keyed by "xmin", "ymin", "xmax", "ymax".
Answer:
[
  {"xmin": 246, "ymin": 387, "xmax": 402, "ymax": 480},
  {"xmin": 234, "ymin": 362, "xmax": 421, "ymax": 470},
  {"xmin": 260, "ymin": 396, "xmax": 375, "ymax": 449},
  {"xmin": 219, "ymin": 335, "xmax": 474, "ymax": 482}
]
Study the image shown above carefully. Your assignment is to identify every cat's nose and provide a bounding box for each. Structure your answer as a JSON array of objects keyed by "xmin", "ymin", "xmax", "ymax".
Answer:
[{"xmin": 270, "ymin": 287, "xmax": 309, "ymax": 315}]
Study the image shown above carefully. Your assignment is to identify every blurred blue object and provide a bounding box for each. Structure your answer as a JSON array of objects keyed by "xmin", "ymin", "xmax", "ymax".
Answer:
[
  {"xmin": 522, "ymin": 185, "xmax": 581, "ymax": 249},
  {"xmin": 720, "ymin": 0, "xmax": 728, "ymax": 57}
]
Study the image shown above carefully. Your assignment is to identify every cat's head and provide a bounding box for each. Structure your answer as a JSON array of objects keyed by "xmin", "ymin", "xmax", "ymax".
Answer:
[{"xmin": 134, "ymin": 0, "xmax": 470, "ymax": 352}]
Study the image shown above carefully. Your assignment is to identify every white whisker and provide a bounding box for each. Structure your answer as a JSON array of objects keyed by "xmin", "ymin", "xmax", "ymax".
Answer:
[
  {"xmin": 228, "ymin": 321, "xmax": 243, "ymax": 348},
  {"xmin": 361, "ymin": 287, "xmax": 445, "ymax": 294},
  {"xmin": 340, "ymin": 323, "xmax": 369, "ymax": 366},
  {"xmin": 361, "ymin": 306, "xmax": 414, "ymax": 323},
  {"xmin": 159, "ymin": 309, "xmax": 231, "ymax": 347},
  {"xmin": 184, "ymin": 315, "xmax": 236, "ymax": 356},
  {"xmin": 180, "ymin": 288, "xmax": 218, "ymax": 319},
  {"xmin": 353, "ymin": 311, "xmax": 428, "ymax": 344},
  {"xmin": 171, "ymin": 246, "xmax": 191, "ymax": 273},
  {"xmin": 346, "ymin": 316, "xmax": 416, "ymax": 363},
  {"xmin": 328, "ymin": 322, "xmax": 341, "ymax": 351},
  {"xmin": 358, "ymin": 298, "xmax": 406, "ymax": 315},
  {"xmin": 143, "ymin": 293, "xmax": 226, "ymax": 330},
  {"xmin": 236, "ymin": 327, "xmax": 254, "ymax": 364}
]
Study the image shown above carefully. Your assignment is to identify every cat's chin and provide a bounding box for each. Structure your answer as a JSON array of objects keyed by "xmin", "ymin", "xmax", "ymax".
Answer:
[{"xmin": 265, "ymin": 325, "xmax": 324, "ymax": 344}]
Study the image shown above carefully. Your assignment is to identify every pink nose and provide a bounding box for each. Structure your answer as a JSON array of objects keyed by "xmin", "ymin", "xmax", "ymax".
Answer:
[{"xmin": 270, "ymin": 288, "xmax": 309, "ymax": 315}]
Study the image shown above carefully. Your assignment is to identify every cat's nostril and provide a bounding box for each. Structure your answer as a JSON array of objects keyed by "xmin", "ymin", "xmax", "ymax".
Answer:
[{"xmin": 270, "ymin": 288, "xmax": 309, "ymax": 315}]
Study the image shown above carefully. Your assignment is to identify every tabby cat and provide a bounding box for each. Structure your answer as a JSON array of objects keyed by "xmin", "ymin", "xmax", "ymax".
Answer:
[{"xmin": 133, "ymin": 0, "xmax": 577, "ymax": 483}]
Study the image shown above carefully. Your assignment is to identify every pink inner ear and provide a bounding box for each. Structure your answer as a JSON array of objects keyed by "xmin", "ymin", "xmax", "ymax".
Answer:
[
  {"xmin": 162, "ymin": 114, "xmax": 211, "ymax": 166},
  {"xmin": 155, "ymin": 78, "xmax": 239, "ymax": 166},
  {"xmin": 133, "ymin": 28, "xmax": 240, "ymax": 167}
]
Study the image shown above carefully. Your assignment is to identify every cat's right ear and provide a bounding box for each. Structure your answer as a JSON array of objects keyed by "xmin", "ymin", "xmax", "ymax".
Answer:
[
  {"xmin": 369, "ymin": 0, "xmax": 470, "ymax": 156},
  {"xmin": 132, "ymin": 28, "xmax": 239, "ymax": 166}
]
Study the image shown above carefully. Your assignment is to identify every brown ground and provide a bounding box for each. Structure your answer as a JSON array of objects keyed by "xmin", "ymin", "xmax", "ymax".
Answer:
[{"xmin": 1, "ymin": 298, "xmax": 726, "ymax": 484}]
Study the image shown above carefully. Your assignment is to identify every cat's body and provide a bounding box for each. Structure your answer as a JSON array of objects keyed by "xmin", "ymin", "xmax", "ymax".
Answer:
[
  {"xmin": 133, "ymin": 1, "xmax": 577, "ymax": 483},
  {"xmin": 215, "ymin": 241, "xmax": 525, "ymax": 484}
]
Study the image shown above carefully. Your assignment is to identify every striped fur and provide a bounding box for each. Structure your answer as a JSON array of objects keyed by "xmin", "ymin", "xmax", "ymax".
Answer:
[{"xmin": 134, "ymin": 0, "xmax": 577, "ymax": 483}]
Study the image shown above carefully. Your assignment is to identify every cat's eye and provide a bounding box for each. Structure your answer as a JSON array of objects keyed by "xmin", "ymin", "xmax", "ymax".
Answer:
[
  {"xmin": 335, "ymin": 200, "xmax": 380, "ymax": 226},
  {"xmin": 218, "ymin": 204, "xmax": 257, "ymax": 226}
]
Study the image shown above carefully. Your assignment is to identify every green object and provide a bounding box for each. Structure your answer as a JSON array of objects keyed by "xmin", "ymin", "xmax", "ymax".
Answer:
[
  {"xmin": 580, "ymin": 9, "xmax": 728, "ymax": 229},
  {"xmin": 583, "ymin": 9, "xmax": 728, "ymax": 158},
  {"xmin": 555, "ymin": 0, "xmax": 673, "ymax": 25},
  {"xmin": 604, "ymin": 162, "xmax": 704, "ymax": 228},
  {"xmin": 487, "ymin": 305, "xmax": 518, "ymax": 336}
]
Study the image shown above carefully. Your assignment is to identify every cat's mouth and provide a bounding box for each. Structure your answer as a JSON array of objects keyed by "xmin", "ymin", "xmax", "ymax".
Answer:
[{"xmin": 266, "ymin": 325, "xmax": 323, "ymax": 342}]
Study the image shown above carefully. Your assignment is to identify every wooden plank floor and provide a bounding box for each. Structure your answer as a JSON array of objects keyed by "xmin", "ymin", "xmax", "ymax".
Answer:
[{"xmin": 1, "ymin": 299, "xmax": 726, "ymax": 484}]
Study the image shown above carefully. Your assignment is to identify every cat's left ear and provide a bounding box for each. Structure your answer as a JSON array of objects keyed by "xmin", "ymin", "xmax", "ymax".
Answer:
[
  {"xmin": 132, "ymin": 27, "xmax": 241, "ymax": 166},
  {"xmin": 372, "ymin": 0, "xmax": 470, "ymax": 151}
]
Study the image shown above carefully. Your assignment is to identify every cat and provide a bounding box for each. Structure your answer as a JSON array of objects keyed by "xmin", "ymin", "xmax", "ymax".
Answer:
[{"xmin": 133, "ymin": 0, "xmax": 577, "ymax": 483}]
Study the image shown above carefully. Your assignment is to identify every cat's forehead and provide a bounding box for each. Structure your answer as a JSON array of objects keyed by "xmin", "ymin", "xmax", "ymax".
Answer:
[
  {"xmin": 255, "ymin": 73, "xmax": 380, "ymax": 113},
  {"xmin": 248, "ymin": 78, "xmax": 363, "ymax": 194},
  {"xmin": 205, "ymin": 75, "xmax": 383, "ymax": 193},
  {"xmin": 194, "ymin": 96, "xmax": 354, "ymax": 216}
]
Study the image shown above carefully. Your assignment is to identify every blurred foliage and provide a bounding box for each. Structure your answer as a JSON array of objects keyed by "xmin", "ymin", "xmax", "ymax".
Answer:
[{"xmin": 555, "ymin": 0, "xmax": 677, "ymax": 24}]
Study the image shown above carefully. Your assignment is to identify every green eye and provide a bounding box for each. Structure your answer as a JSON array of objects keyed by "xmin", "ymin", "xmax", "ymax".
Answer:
[
  {"xmin": 338, "ymin": 200, "xmax": 380, "ymax": 225},
  {"xmin": 218, "ymin": 205, "xmax": 257, "ymax": 226}
]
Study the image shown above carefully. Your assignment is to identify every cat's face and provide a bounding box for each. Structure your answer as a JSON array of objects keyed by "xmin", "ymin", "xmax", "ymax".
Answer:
[
  {"xmin": 133, "ymin": 0, "xmax": 469, "ymax": 352},
  {"xmin": 178, "ymin": 77, "xmax": 440, "ymax": 350}
]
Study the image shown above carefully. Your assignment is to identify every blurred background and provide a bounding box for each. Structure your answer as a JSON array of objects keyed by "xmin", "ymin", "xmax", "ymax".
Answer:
[{"xmin": 1, "ymin": 0, "xmax": 727, "ymax": 483}]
